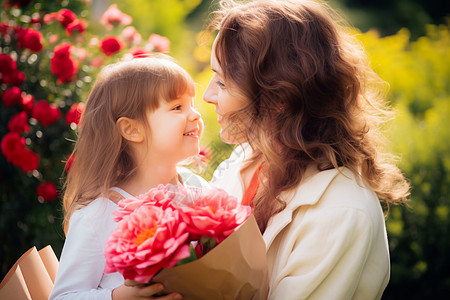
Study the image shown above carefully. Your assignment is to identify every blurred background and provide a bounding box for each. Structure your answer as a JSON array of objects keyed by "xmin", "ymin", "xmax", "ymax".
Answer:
[{"xmin": 0, "ymin": 0, "xmax": 449, "ymax": 298}]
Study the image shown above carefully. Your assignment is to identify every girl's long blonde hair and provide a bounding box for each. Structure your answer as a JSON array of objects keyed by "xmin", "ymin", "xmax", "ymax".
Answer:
[
  {"xmin": 63, "ymin": 56, "xmax": 194, "ymax": 232},
  {"xmin": 209, "ymin": 0, "xmax": 410, "ymax": 232}
]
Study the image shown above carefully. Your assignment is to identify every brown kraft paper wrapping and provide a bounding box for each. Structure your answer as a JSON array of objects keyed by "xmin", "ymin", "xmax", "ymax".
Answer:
[{"xmin": 152, "ymin": 215, "xmax": 268, "ymax": 300}]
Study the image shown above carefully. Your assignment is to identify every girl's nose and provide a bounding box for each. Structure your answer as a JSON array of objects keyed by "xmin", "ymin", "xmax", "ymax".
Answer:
[{"xmin": 189, "ymin": 106, "xmax": 201, "ymax": 122}]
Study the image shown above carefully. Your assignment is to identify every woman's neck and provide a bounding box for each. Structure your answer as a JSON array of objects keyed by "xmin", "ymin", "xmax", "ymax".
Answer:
[{"xmin": 119, "ymin": 163, "xmax": 178, "ymax": 197}]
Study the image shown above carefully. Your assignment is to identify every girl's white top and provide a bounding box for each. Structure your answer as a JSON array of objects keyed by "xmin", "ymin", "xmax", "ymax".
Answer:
[
  {"xmin": 49, "ymin": 169, "xmax": 209, "ymax": 300},
  {"xmin": 211, "ymin": 146, "xmax": 391, "ymax": 300}
]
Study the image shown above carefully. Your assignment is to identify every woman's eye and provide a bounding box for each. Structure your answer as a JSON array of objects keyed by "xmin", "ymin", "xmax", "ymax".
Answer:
[{"xmin": 216, "ymin": 81, "xmax": 225, "ymax": 88}]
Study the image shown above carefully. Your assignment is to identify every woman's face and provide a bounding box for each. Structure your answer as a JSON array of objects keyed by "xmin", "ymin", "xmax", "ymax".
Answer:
[{"xmin": 203, "ymin": 36, "xmax": 249, "ymax": 144}]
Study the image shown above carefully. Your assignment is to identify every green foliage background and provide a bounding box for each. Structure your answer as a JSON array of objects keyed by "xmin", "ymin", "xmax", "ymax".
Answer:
[{"xmin": 1, "ymin": 0, "xmax": 449, "ymax": 298}]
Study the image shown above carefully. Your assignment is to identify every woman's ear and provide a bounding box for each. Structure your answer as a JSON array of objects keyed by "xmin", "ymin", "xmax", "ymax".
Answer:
[{"xmin": 116, "ymin": 117, "xmax": 145, "ymax": 143}]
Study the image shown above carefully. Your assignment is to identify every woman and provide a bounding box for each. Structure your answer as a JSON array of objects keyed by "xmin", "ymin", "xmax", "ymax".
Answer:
[{"xmin": 203, "ymin": 0, "xmax": 410, "ymax": 299}]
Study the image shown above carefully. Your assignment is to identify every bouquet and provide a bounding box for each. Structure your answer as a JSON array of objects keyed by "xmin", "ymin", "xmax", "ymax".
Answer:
[{"xmin": 104, "ymin": 184, "xmax": 268, "ymax": 300}]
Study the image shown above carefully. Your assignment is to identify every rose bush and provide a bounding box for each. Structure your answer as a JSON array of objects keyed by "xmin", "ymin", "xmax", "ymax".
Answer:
[{"xmin": 0, "ymin": 0, "xmax": 174, "ymax": 278}]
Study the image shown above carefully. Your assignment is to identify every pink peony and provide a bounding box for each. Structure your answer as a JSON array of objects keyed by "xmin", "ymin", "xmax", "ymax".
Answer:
[
  {"xmin": 148, "ymin": 34, "xmax": 170, "ymax": 53},
  {"xmin": 100, "ymin": 4, "xmax": 132, "ymax": 30},
  {"xmin": 175, "ymin": 187, "xmax": 251, "ymax": 242},
  {"xmin": 113, "ymin": 184, "xmax": 182, "ymax": 222},
  {"xmin": 104, "ymin": 205, "xmax": 190, "ymax": 283}
]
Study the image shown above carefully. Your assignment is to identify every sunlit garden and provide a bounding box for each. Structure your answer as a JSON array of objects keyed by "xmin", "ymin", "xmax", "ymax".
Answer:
[{"xmin": 0, "ymin": 0, "xmax": 449, "ymax": 298}]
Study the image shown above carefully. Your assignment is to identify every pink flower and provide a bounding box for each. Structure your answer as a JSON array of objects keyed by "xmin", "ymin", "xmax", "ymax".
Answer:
[
  {"xmin": 113, "ymin": 184, "xmax": 181, "ymax": 222},
  {"xmin": 32, "ymin": 100, "xmax": 62, "ymax": 126},
  {"xmin": 44, "ymin": 9, "xmax": 77, "ymax": 28},
  {"xmin": 100, "ymin": 4, "xmax": 132, "ymax": 30},
  {"xmin": 104, "ymin": 205, "xmax": 190, "ymax": 283},
  {"xmin": 148, "ymin": 34, "xmax": 170, "ymax": 53},
  {"xmin": 121, "ymin": 26, "xmax": 141, "ymax": 45},
  {"xmin": 175, "ymin": 188, "xmax": 251, "ymax": 242},
  {"xmin": 99, "ymin": 36, "xmax": 122, "ymax": 56}
]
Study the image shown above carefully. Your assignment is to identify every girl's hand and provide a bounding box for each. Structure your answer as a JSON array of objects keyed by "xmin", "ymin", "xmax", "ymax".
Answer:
[{"xmin": 112, "ymin": 280, "xmax": 182, "ymax": 300}]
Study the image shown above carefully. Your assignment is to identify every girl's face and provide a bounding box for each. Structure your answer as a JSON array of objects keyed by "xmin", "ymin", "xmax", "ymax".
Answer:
[
  {"xmin": 145, "ymin": 92, "xmax": 203, "ymax": 164},
  {"xmin": 203, "ymin": 37, "xmax": 249, "ymax": 144}
]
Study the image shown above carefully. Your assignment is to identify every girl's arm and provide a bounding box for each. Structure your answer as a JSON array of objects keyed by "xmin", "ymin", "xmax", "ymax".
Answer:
[{"xmin": 49, "ymin": 210, "xmax": 117, "ymax": 300}]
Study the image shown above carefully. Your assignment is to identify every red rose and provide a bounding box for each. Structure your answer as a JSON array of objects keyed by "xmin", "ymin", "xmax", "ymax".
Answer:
[
  {"xmin": 1, "ymin": 87, "xmax": 23, "ymax": 107},
  {"xmin": 2, "ymin": 69, "xmax": 25, "ymax": 86},
  {"xmin": 58, "ymin": 9, "xmax": 77, "ymax": 28},
  {"xmin": 1, "ymin": 132, "xmax": 39, "ymax": 172},
  {"xmin": 0, "ymin": 53, "xmax": 16, "ymax": 74},
  {"xmin": 100, "ymin": 36, "xmax": 122, "ymax": 56},
  {"xmin": 37, "ymin": 181, "xmax": 58, "ymax": 202},
  {"xmin": 66, "ymin": 18, "xmax": 87, "ymax": 37},
  {"xmin": 65, "ymin": 102, "xmax": 85, "ymax": 125},
  {"xmin": 148, "ymin": 34, "xmax": 170, "ymax": 53},
  {"xmin": 32, "ymin": 100, "xmax": 62, "ymax": 126},
  {"xmin": 50, "ymin": 43, "xmax": 79, "ymax": 84},
  {"xmin": 17, "ymin": 28, "xmax": 43, "ymax": 52},
  {"xmin": 14, "ymin": 147, "xmax": 39, "ymax": 172},
  {"xmin": 7, "ymin": 111, "xmax": 29, "ymax": 133},
  {"xmin": 21, "ymin": 93, "xmax": 34, "ymax": 114},
  {"xmin": 1, "ymin": 132, "xmax": 25, "ymax": 163}
]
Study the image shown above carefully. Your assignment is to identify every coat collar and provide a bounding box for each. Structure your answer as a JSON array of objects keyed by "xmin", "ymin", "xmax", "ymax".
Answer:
[{"xmin": 262, "ymin": 168, "xmax": 341, "ymax": 249}]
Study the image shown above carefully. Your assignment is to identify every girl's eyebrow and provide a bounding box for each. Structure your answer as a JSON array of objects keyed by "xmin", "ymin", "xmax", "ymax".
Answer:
[{"xmin": 211, "ymin": 68, "xmax": 223, "ymax": 77}]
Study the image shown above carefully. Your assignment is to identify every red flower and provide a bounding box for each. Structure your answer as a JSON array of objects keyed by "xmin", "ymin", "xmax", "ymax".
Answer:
[
  {"xmin": 130, "ymin": 46, "xmax": 151, "ymax": 58},
  {"xmin": 14, "ymin": 147, "xmax": 39, "ymax": 172},
  {"xmin": 32, "ymin": 100, "xmax": 62, "ymax": 126},
  {"xmin": 1, "ymin": 69, "xmax": 25, "ymax": 86},
  {"xmin": 100, "ymin": 36, "xmax": 122, "ymax": 56},
  {"xmin": 44, "ymin": 9, "xmax": 77, "ymax": 28},
  {"xmin": 100, "ymin": 4, "xmax": 132, "ymax": 30},
  {"xmin": 64, "ymin": 154, "xmax": 75, "ymax": 172},
  {"xmin": 1, "ymin": 132, "xmax": 25, "ymax": 162},
  {"xmin": 66, "ymin": 18, "xmax": 87, "ymax": 37},
  {"xmin": 65, "ymin": 102, "xmax": 85, "ymax": 125},
  {"xmin": 21, "ymin": 93, "xmax": 34, "ymax": 114},
  {"xmin": 16, "ymin": 28, "xmax": 43, "ymax": 52},
  {"xmin": 1, "ymin": 87, "xmax": 23, "ymax": 107},
  {"xmin": 0, "ymin": 54, "xmax": 16, "ymax": 74},
  {"xmin": 37, "ymin": 181, "xmax": 58, "ymax": 202},
  {"xmin": 50, "ymin": 43, "xmax": 79, "ymax": 84},
  {"xmin": 148, "ymin": 34, "xmax": 170, "ymax": 53},
  {"xmin": 1, "ymin": 132, "xmax": 39, "ymax": 172},
  {"xmin": 7, "ymin": 111, "xmax": 29, "ymax": 133}
]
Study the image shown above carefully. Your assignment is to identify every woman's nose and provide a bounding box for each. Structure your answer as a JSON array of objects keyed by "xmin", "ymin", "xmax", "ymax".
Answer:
[{"xmin": 203, "ymin": 79, "xmax": 217, "ymax": 105}]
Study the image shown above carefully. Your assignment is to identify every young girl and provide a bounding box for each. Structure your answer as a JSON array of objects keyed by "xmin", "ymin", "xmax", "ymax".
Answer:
[
  {"xmin": 203, "ymin": 0, "xmax": 410, "ymax": 299},
  {"xmin": 49, "ymin": 56, "xmax": 205, "ymax": 300}
]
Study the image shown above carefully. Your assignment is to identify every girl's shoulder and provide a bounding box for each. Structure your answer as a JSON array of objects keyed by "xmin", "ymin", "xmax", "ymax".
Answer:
[{"xmin": 69, "ymin": 197, "xmax": 118, "ymax": 232}]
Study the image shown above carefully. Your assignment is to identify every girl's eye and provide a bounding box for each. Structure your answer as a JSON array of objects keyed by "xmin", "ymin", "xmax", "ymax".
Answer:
[{"xmin": 172, "ymin": 105, "xmax": 182, "ymax": 111}]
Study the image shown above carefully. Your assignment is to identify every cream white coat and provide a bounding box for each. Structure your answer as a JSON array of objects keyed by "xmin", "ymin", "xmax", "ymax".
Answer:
[{"xmin": 211, "ymin": 146, "xmax": 390, "ymax": 300}]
